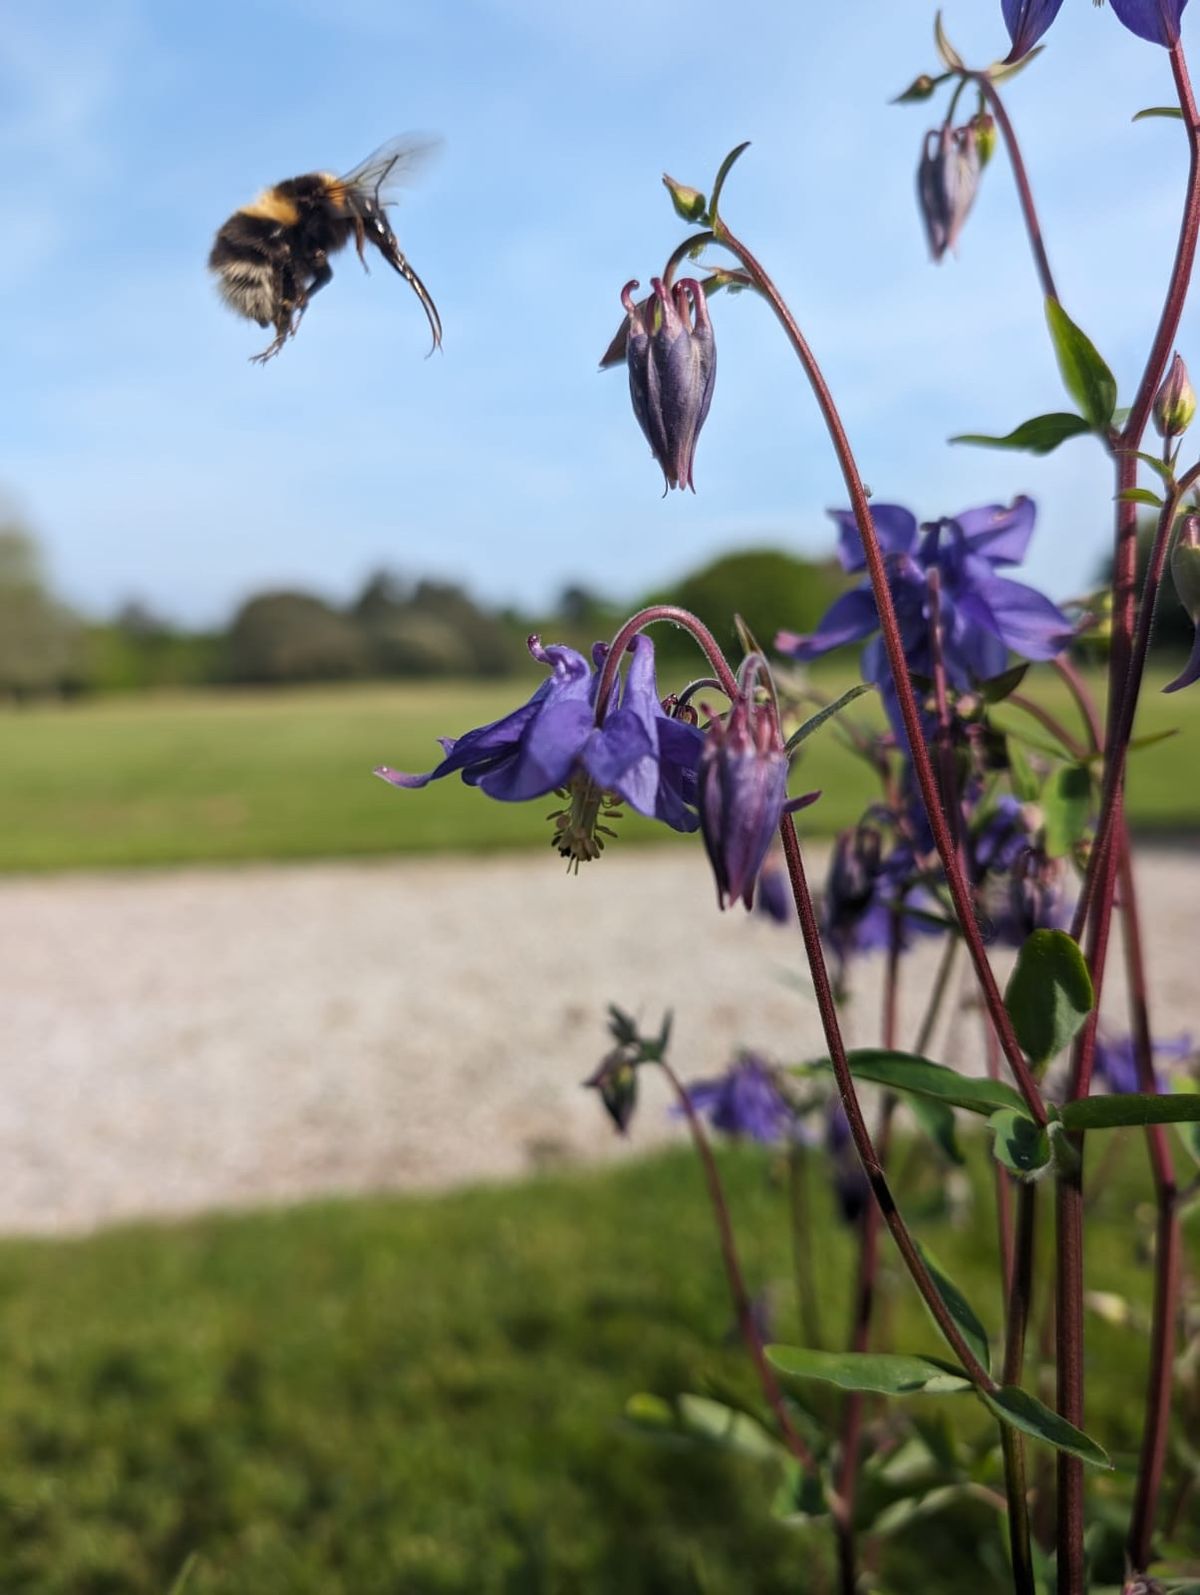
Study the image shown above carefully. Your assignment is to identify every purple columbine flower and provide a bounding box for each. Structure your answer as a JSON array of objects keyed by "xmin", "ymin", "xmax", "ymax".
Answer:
[
  {"xmin": 918, "ymin": 120, "xmax": 983, "ymax": 261},
  {"xmin": 777, "ymin": 498, "xmax": 1073, "ymax": 737},
  {"xmin": 622, "ymin": 277, "xmax": 716, "ymax": 492},
  {"xmin": 682, "ymin": 1053, "xmax": 797, "ymax": 1144},
  {"xmin": 822, "ymin": 819, "xmax": 943, "ymax": 979},
  {"xmin": 754, "ymin": 848, "xmax": 795, "ymax": 925},
  {"xmin": 1166, "ymin": 514, "xmax": 1200, "ymax": 693},
  {"xmin": 1002, "ymin": 0, "xmax": 1188, "ymax": 58},
  {"xmin": 1093, "ymin": 1031, "xmax": 1195, "ymax": 1095},
  {"xmin": 376, "ymin": 634, "xmax": 705, "ymax": 865},
  {"xmin": 698, "ymin": 674, "xmax": 790, "ymax": 911}
]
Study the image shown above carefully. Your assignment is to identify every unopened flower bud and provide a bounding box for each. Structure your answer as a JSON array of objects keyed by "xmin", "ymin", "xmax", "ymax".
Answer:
[
  {"xmin": 971, "ymin": 111, "xmax": 997, "ymax": 168},
  {"xmin": 1154, "ymin": 352, "xmax": 1196, "ymax": 438},
  {"xmin": 662, "ymin": 173, "xmax": 707, "ymax": 224},
  {"xmin": 584, "ymin": 1043, "xmax": 640, "ymax": 1134},
  {"xmin": 698, "ymin": 688, "xmax": 788, "ymax": 911},
  {"xmin": 917, "ymin": 122, "xmax": 982, "ymax": 261},
  {"xmin": 623, "ymin": 277, "xmax": 717, "ymax": 492}
]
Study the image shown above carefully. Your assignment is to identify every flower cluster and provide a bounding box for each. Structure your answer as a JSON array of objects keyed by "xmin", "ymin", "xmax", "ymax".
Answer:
[
  {"xmin": 777, "ymin": 497, "xmax": 1073, "ymax": 735},
  {"xmin": 821, "ymin": 814, "xmax": 943, "ymax": 981},
  {"xmin": 969, "ymin": 795, "xmax": 1071, "ymax": 946},
  {"xmin": 682, "ymin": 1053, "xmax": 798, "ymax": 1144}
]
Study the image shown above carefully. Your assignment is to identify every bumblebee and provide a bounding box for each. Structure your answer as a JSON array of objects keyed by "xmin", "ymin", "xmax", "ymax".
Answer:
[{"xmin": 208, "ymin": 135, "xmax": 442, "ymax": 363}]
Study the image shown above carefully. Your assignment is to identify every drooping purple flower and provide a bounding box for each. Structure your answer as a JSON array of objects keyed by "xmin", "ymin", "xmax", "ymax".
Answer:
[
  {"xmin": 623, "ymin": 276, "xmax": 716, "ymax": 492},
  {"xmin": 376, "ymin": 634, "xmax": 705, "ymax": 864},
  {"xmin": 821, "ymin": 820, "xmax": 944, "ymax": 978},
  {"xmin": 699, "ymin": 684, "xmax": 790, "ymax": 911},
  {"xmin": 777, "ymin": 498, "xmax": 1073, "ymax": 736},
  {"xmin": 682, "ymin": 1053, "xmax": 797, "ymax": 1144},
  {"xmin": 1093, "ymin": 1032, "xmax": 1195, "ymax": 1095},
  {"xmin": 1166, "ymin": 514, "xmax": 1200, "ymax": 693},
  {"xmin": 917, "ymin": 121, "xmax": 983, "ymax": 261},
  {"xmin": 1002, "ymin": 0, "xmax": 1187, "ymax": 58}
]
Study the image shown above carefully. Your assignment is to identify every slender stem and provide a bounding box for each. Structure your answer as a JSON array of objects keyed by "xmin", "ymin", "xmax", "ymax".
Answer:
[
  {"xmin": 1119, "ymin": 43, "xmax": 1200, "ymax": 449},
  {"xmin": 985, "ymin": 1022, "xmax": 1016, "ymax": 1302},
  {"xmin": 1007, "ymin": 692, "xmax": 1087, "ymax": 761},
  {"xmin": 834, "ymin": 921, "xmax": 901, "ymax": 1594},
  {"xmin": 715, "ymin": 219, "xmax": 1047, "ymax": 1127},
  {"xmin": 661, "ymin": 229, "xmax": 718, "ymax": 287},
  {"xmin": 657, "ymin": 1056, "xmax": 818, "ymax": 1474},
  {"xmin": 595, "ymin": 604, "xmax": 739, "ymax": 721},
  {"xmin": 1073, "ymin": 465, "xmax": 1200, "ymax": 941},
  {"xmin": 777, "ymin": 815, "xmax": 997, "ymax": 1389},
  {"xmin": 970, "ymin": 73, "xmax": 1058, "ymax": 303},
  {"xmin": 1120, "ymin": 838, "xmax": 1181, "ymax": 1573},
  {"xmin": 1052, "ymin": 657, "xmax": 1102, "ymax": 757},
  {"xmin": 1001, "ymin": 1183, "xmax": 1038, "ymax": 1595}
]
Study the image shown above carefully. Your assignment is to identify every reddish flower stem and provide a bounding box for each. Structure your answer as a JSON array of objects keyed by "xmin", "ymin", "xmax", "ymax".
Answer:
[
  {"xmin": 777, "ymin": 814, "xmax": 997, "ymax": 1390},
  {"xmin": 970, "ymin": 73, "xmax": 1058, "ymax": 303},
  {"xmin": 834, "ymin": 923, "xmax": 901, "ymax": 1595},
  {"xmin": 1001, "ymin": 1181, "xmax": 1038, "ymax": 1595},
  {"xmin": 595, "ymin": 604, "xmax": 739, "ymax": 721},
  {"xmin": 1119, "ymin": 840, "xmax": 1181, "ymax": 1573},
  {"xmin": 656, "ymin": 1055, "xmax": 819, "ymax": 1476},
  {"xmin": 712, "ymin": 218, "xmax": 1047, "ymax": 1129}
]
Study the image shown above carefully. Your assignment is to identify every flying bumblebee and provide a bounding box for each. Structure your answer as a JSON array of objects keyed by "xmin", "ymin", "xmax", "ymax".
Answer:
[{"xmin": 208, "ymin": 135, "xmax": 443, "ymax": 364}]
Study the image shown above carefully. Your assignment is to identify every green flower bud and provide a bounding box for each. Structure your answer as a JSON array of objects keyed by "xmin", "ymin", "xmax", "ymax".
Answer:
[
  {"xmin": 662, "ymin": 174, "xmax": 707, "ymax": 224},
  {"xmin": 971, "ymin": 111, "xmax": 998, "ymax": 168},
  {"xmin": 1153, "ymin": 352, "xmax": 1196, "ymax": 437}
]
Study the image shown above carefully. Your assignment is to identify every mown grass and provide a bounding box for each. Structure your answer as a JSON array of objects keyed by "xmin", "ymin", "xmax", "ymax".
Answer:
[
  {"xmin": 0, "ymin": 664, "xmax": 1194, "ymax": 871},
  {"xmin": 0, "ymin": 1139, "xmax": 1194, "ymax": 1594}
]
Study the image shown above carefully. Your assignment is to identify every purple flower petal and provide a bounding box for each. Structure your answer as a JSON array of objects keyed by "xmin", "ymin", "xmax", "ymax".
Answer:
[
  {"xmin": 1109, "ymin": 0, "xmax": 1187, "ymax": 44},
  {"xmin": 960, "ymin": 575, "xmax": 1073, "ymax": 660},
  {"xmin": 829, "ymin": 504, "xmax": 917, "ymax": 572},
  {"xmin": 1002, "ymin": 0, "xmax": 1065, "ymax": 58},
  {"xmin": 954, "ymin": 496, "xmax": 1037, "ymax": 567},
  {"xmin": 777, "ymin": 587, "xmax": 878, "ymax": 659},
  {"xmin": 1163, "ymin": 623, "xmax": 1200, "ymax": 692}
]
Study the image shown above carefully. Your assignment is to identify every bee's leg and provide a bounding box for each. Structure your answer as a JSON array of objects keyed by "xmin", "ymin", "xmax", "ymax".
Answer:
[{"xmin": 294, "ymin": 256, "xmax": 333, "ymax": 328}]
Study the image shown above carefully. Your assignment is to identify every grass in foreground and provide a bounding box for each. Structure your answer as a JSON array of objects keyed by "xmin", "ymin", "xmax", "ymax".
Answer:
[
  {"xmin": 0, "ymin": 664, "xmax": 1193, "ymax": 871},
  {"xmin": 0, "ymin": 1140, "xmax": 1194, "ymax": 1593}
]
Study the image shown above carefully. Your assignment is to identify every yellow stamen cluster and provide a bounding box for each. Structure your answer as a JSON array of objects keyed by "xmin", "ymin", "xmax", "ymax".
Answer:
[{"xmin": 546, "ymin": 771, "xmax": 623, "ymax": 871}]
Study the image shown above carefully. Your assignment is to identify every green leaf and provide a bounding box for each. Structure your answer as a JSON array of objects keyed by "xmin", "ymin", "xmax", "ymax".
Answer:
[
  {"xmin": 950, "ymin": 412, "xmax": 1092, "ymax": 455},
  {"xmin": 1127, "ymin": 727, "xmax": 1180, "ymax": 754},
  {"xmin": 784, "ymin": 682, "xmax": 875, "ymax": 753},
  {"xmin": 917, "ymin": 1244, "xmax": 991, "ymax": 1371},
  {"xmin": 624, "ymin": 1392, "xmax": 788, "ymax": 1463},
  {"xmin": 1117, "ymin": 487, "xmax": 1165, "ymax": 507},
  {"xmin": 978, "ymin": 1385, "xmax": 1111, "ymax": 1468},
  {"xmin": 167, "ymin": 1557, "xmax": 199, "ymax": 1595},
  {"xmin": 1045, "ymin": 299, "xmax": 1118, "ymax": 429},
  {"xmin": 799, "ymin": 1050, "xmax": 1027, "ymax": 1118},
  {"xmin": 977, "ymin": 662, "xmax": 1031, "ymax": 703},
  {"xmin": 871, "ymin": 1484, "xmax": 981, "ymax": 1537},
  {"xmin": 1134, "ymin": 449, "xmax": 1177, "ymax": 485},
  {"xmin": 1004, "ymin": 929, "xmax": 1095, "ymax": 1065},
  {"xmin": 1007, "ymin": 737, "xmax": 1039, "ymax": 802},
  {"xmin": 909, "ymin": 1095, "xmax": 965, "ymax": 1166},
  {"xmin": 1059, "ymin": 1092, "xmax": 1200, "ymax": 1132},
  {"xmin": 1041, "ymin": 763, "xmax": 1094, "ymax": 858},
  {"xmin": 767, "ymin": 1346, "xmax": 972, "ymax": 1397},
  {"xmin": 934, "ymin": 10, "xmax": 965, "ymax": 70},
  {"xmin": 1133, "ymin": 105, "xmax": 1185, "ymax": 121},
  {"xmin": 989, "ymin": 1109, "xmax": 1052, "ymax": 1178}
]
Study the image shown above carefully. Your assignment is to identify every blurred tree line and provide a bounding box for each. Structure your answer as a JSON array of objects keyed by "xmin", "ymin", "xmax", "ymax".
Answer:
[{"xmin": 2, "ymin": 509, "xmax": 1190, "ymax": 699}]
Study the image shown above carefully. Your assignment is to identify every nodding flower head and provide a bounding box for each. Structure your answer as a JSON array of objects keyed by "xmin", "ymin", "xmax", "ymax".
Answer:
[
  {"xmin": 622, "ymin": 277, "xmax": 716, "ymax": 492},
  {"xmin": 375, "ymin": 633, "xmax": 705, "ymax": 865},
  {"xmin": 698, "ymin": 665, "xmax": 789, "ymax": 911},
  {"xmin": 917, "ymin": 120, "xmax": 983, "ymax": 262},
  {"xmin": 1166, "ymin": 514, "xmax": 1200, "ymax": 693},
  {"xmin": 585, "ymin": 1043, "xmax": 640, "ymax": 1134},
  {"xmin": 970, "ymin": 795, "xmax": 1071, "ymax": 944}
]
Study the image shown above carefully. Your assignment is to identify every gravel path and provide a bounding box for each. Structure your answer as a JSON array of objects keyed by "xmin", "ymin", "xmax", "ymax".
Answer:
[{"xmin": 1, "ymin": 845, "xmax": 1197, "ymax": 1235}]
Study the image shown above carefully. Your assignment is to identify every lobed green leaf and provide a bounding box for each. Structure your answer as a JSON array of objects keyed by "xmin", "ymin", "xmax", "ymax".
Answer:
[{"xmin": 1004, "ymin": 929, "xmax": 1094, "ymax": 1065}]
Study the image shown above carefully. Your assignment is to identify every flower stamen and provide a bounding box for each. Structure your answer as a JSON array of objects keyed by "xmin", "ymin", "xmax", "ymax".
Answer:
[{"xmin": 546, "ymin": 772, "xmax": 624, "ymax": 871}]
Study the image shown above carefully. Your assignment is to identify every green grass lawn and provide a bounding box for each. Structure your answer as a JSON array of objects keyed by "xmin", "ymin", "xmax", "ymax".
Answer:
[
  {"xmin": 0, "ymin": 664, "xmax": 1193, "ymax": 872},
  {"xmin": 0, "ymin": 1139, "xmax": 1193, "ymax": 1594}
]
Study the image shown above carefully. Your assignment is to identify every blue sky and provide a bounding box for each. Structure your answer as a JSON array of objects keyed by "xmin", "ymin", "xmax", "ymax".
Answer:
[{"xmin": 1, "ymin": 0, "xmax": 1197, "ymax": 627}]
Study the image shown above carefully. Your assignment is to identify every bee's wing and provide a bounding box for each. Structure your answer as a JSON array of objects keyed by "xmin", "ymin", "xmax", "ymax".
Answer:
[{"xmin": 339, "ymin": 134, "xmax": 442, "ymax": 206}]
